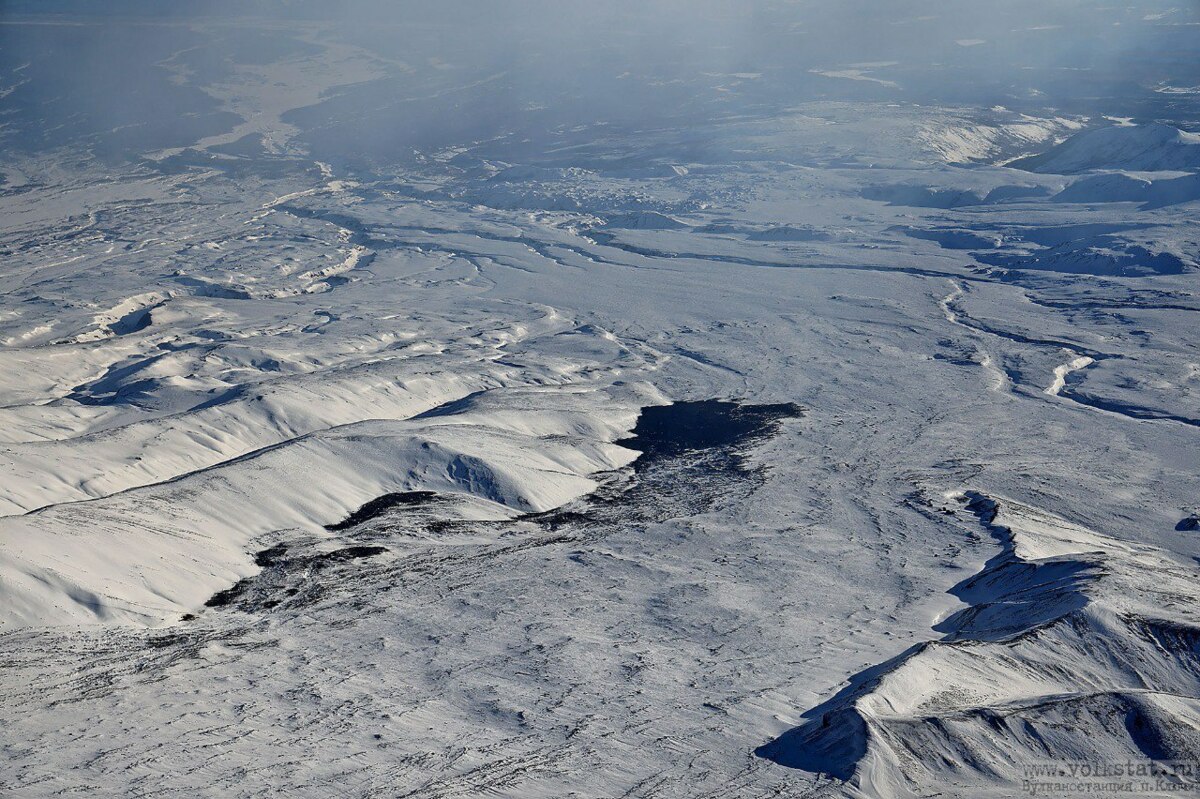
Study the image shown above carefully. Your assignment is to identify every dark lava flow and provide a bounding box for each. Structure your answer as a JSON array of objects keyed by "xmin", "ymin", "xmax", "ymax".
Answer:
[
  {"xmin": 618, "ymin": 400, "xmax": 803, "ymax": 465},
  {"xmin": 325, "ymin": 491, "xmax": 440, "ymax": 531},
  {"xmin": 195, "ymin": 400, "xmax": 803, "ymax": 617}
]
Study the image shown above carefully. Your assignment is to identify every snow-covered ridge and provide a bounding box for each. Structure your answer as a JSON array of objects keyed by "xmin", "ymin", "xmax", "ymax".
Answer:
[
  {"xmin": 0, "ymin": 377, "xmax": 664, "ymax": 627},
  {"xmin": 1011, "ymin": 123, "xmax": 1200, "ymax": 174},
  {"xmin": 759, "ymin": 492, "xmax": 1200, "ymax": 798},
  {"xmin": 919, "ymin": 115, "xmax": 1084, "ymax": 165}
]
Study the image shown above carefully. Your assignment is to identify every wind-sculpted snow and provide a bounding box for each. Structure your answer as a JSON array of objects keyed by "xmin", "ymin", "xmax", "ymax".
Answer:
[
  {"xmin": 760, "ymin": 493, "xmax": 1200, "ymax": 798},
  {"xmin": 2, "ymin": 2, "xmax": 1200, "ymax": 797}
]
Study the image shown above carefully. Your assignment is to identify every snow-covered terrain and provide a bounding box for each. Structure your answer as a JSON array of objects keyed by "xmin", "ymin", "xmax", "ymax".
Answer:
[{"xmin": 2, "ymin": 2, "xmax": 1199, "ymax": 797}]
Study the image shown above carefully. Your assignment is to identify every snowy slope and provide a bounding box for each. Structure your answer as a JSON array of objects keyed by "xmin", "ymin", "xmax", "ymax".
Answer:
[
  {"xmin": 1011, "ymin": 123, "xmax": 1200, "ymax": 174},
  {"xmin": 761, "ymin": 493, "xmax": 1200, "ymax": 798}
]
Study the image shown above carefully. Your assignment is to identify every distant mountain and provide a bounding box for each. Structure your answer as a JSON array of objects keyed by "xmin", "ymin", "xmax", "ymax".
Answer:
[{"xmin": 1011, "ymin": 123, "xmax": 1200, "ymax": 174}]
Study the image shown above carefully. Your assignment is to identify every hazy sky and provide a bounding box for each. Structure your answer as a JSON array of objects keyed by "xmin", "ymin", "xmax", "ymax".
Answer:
[{"xmin": 2, "ymin": 0, "xmax": 1197, "ymax": 162}]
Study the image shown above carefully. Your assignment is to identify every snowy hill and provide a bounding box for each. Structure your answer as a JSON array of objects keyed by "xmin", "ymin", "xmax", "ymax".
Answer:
[{"xmin": 1011, "ymin": 123, "xmax": 1200, "ymax": 174}]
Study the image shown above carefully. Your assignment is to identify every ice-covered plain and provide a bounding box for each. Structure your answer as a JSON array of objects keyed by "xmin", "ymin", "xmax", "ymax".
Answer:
[{"xmin": 1, "ymin": 2, "xmax": 1199, "ymax": 797}]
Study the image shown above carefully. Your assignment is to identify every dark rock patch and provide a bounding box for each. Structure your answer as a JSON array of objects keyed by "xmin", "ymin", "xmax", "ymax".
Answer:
[{"xmin": 326, "ymin": 491, "xmax": 441, "ymax": 531}]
